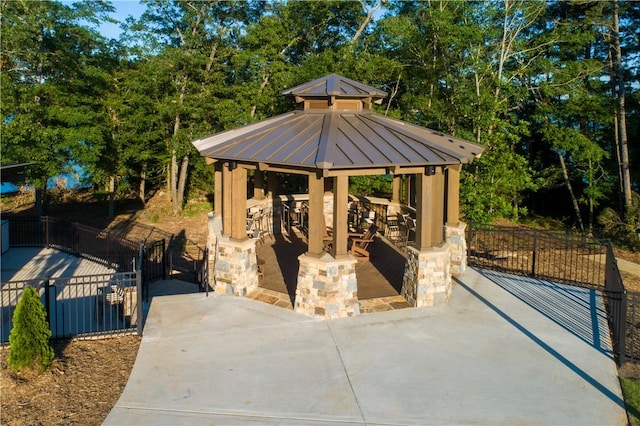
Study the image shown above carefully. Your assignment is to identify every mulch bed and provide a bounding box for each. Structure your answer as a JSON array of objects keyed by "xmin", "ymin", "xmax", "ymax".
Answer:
[{"xmin": 0, "ymin": 335, "xmax": 140, "ymax": 426}]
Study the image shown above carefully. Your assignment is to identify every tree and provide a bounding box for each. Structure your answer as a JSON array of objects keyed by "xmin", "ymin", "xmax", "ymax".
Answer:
[
  {"xmin": 8, "ymin": 286, "xmax": 55, "ymax": 373},
  {"xmin": 1, "ymin": 0, "xmax": 116, "ymax": 211},
  {"xmin": 124, "ymin": 0, "xmax": 259, "ymax": 212}
]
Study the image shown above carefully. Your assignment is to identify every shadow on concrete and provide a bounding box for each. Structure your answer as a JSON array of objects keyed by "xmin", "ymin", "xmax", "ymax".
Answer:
[{"xmin": 457, "ymin": 273, "xmax": 625, "ymax": 410}]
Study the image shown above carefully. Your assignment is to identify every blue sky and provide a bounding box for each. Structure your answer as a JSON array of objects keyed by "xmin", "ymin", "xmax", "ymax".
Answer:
[{"xmin": 100, "ymin": 1, "xmax": 145, "ymax": 39}]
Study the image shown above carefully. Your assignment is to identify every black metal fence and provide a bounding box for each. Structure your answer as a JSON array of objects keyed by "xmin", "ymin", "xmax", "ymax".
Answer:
[
  {"xmin": 1, "ymin": 216, "xmax": 169, "ymax": 343},
  {"xmin": 467, "ymin": 224, "xmax": 632, "ymax": 364},
  {"xmin": 1, "ymin": 272, "xmax": 141, "ymax": 344},
  {"xmin": 6, "ymin": 216, "xmax": 166, "ymax": 282}
]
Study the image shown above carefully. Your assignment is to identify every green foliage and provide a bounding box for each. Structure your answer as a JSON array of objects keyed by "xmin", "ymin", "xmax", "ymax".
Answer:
[
  {"xmin": 349, "ymin": 176, "xmax": 391, "ymax": 197},
  {"xmin": 598, "ymin": 192, "xmax": 640, "ymax": 250},
  {"xmin": 1, "ymin": 0, "xmax": 638, "ymax": 225},
  {"xmin": 8, "ymin": 287, "xmax": 55, "ymax": 373},
  {"xmin": 620, "ymin": 377, "xmax": 640, "ymax": 426}
]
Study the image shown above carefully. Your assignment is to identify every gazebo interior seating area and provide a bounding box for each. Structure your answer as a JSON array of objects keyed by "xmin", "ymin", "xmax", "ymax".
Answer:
[{"xmin": 193, "ymin": 74, "xmax": 484, "ymax": 319}]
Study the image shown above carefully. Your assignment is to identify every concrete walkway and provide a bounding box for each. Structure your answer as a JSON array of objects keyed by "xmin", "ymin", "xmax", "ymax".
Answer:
[{"xmin": 104, "ymin": 268, "xmax": 627, "ymax": 425}]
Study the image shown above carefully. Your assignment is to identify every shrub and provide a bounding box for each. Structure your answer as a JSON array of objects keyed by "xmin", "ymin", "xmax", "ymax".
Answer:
[
  {"xmin": 8, "ymin": 286, "xmax": 55, "ymax": 373},
  {"xmin": 598, "ymin": 192, "xmax": 640, "ymax": 251}
]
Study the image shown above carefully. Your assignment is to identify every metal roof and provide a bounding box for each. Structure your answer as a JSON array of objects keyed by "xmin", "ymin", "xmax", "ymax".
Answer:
[
  {"xmin": 193, "ymin": 109, "xmax": 484, "ymax": 171},
  {"xmin": 281, "ymin": 74, "xmax": 387, "ymax": 100}
]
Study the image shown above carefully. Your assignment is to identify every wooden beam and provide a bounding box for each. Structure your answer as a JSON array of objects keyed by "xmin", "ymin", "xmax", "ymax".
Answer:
[
  {"xmin": 267, "ymin": 171, "xmax": 278, "ymax": 198},
  {"xmin": 253, "ymin": 170, "xmax": 265, "ymax": 200},
  {"xmin": 391, "ymin": 175, "xmax": 401, "ymax": 203},
  {"xmin": 446, "ymin": 165, "xmax": 461, "ymax": 225},
  {"xmin": 205, "ymin": 157, "xmax": 216, "ymax": 165},
  {"xmin": 214, "ymin": 162, "xmax": 222, "ymax": 217},
  {"xmin": 415, "ymin": 172, "xmax": 434, "ymax": 250},
  {"xmin": 332, "ymin": 175, "xmax": 349, "ymax": 258},
  {"xmin": 431, "ymin": 167, "xmax": 444, "ymax": 245},
  {"xmin": 222, "ymin": 162, "xmax": 232, "ymax": 236},
  {"xmin": 307, "ymin": 173, "xmax": 325, "ymax": 257},
  {"xmin": 231, "ymin": 166, "xmax": 248, "ymax": 242}
]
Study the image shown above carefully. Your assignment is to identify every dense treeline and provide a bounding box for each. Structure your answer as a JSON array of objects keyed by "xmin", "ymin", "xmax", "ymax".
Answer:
[{"xmin": 1, "ymin": 0, "xmax": 638, "ymax": 244}]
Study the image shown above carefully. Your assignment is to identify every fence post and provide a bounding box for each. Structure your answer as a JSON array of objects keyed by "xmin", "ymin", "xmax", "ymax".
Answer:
[
  {"xmin": 44, "ymin": 278, "xmax": 53, "ymax": 331},
  {"xmin": 531, "ymin": 229, "xmax": 537, "ymax": 278},
  {"xmin": 162, "ymin": 239, "xmax": 166, "ymax": 280},
  {"xmin": 44, "ymin": 216, "xmax": 49, "ymax": 247},
  {"xmin": 136, "ymin": 271, "xmax": 143, "ymax": 336},
  {"xmin": 619, "ymin": 290, "xmax": 627, "ymax": 365}
]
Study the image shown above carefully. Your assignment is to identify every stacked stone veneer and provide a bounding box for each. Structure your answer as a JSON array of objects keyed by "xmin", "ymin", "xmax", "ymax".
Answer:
[
  {"xmin": 295, "ymin": 254, "xmax": 360, "ymax": 319},
  {"xmin": 445, "ymin": 222, "xmax": 467, "ymax": 277},
  {"xmin": 401, "ymin": 244, "xmax": 452, "ymax": 307},
  {"xmin": 213, "ymin": 238, "xmax": 259, "ymax": 296}
]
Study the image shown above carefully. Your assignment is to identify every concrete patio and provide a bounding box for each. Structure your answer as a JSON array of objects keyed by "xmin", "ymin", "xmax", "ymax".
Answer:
[{"xmin": 104, "ymin": 267, "xmax": 627, "ymax": 425}]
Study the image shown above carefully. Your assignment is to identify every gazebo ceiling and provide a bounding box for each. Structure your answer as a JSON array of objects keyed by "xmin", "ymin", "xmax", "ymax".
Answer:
[{"xmin": 193, "ymin": 74, "xmax": 484, "ymax": 172}]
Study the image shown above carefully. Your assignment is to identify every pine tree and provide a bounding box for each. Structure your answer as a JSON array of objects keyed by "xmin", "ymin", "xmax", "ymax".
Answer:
[{"xmin": 8, "ymin": 287, "xmax": 55, "ymax": 373}]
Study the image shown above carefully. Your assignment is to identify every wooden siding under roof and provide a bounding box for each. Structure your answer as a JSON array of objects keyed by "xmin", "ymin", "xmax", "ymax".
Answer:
[{"xmin": 193, "ymin": 109, "xmax": 484, "ymax": 172}]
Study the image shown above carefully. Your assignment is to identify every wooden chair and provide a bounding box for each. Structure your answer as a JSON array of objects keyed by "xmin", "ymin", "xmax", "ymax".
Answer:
[{"xmin": 349, "ymin": 225, "xmax": 377, "ymax": 262}]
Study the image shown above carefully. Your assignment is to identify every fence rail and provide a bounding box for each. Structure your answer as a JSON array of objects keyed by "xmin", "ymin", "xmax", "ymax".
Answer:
[
  {"xmin": 1, "ymin": 272, "xmax": 141, "ymax": 344},
  {"xmin": 467, "ymin": 224, "xmax": 633, "ymax": 364},
  {"xmin": 1, "ymin": 216, "xmax": 166, "ymax": 343}
]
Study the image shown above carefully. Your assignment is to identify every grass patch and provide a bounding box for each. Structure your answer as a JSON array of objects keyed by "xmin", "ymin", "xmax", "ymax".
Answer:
[
  {"xmin": 621, "ymin": 377, "xmax": 640, "ymax": 425},
  {"xmin": 184, "ymin": 200, "xmax": 211, "ymax": 217}
]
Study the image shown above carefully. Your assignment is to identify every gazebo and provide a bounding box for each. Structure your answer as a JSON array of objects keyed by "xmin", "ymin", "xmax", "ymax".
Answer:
[{"xmin": 192, "ymin": 74, "xmax": 484, "ymax": 319}]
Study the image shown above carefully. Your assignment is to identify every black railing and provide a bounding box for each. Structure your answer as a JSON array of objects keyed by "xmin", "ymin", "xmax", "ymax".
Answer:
[
  {"xmin": 467, "ymin": 225, "xmax": 607, "ymax": 289},
  {"xmin": 5, "ymin": 216, "xmax": 165, "ymax": 282},
  {"xmin": 1, "ymin": 272, "xmax": 141, "ymax": 344},
  {"xmin": 167, "ymin": 236, "xmax": 206, "ymax": 283},
  {"xmin": 467, "ymin": 224, "xmax": 631, "ymax": 364}
]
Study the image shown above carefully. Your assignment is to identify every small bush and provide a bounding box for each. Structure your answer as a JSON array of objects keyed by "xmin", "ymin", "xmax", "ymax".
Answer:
[
  {"xmin": 598, "ymin": 192, "xmax": 640, "ymax": 251},
  {"xmin": 8, "ymin": 286, "xmax": 55, "ymax": 373}
]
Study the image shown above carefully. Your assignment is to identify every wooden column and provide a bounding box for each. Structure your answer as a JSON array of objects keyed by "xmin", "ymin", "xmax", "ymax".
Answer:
[
  {"xmin": 230, "ymin": 165, "xmax": 248, "ymax": 242},
  {"xmin": 222, "ymin": 162, "xmax": 232, "ymax": 236},
  {"xmin": 391, "ymin": 175, "xmax": 402, "ymax": 203},
  {"xmin": 332, "ymin": 175, "xmax": 349, "ymax": 258},
  {"xmin": 431, "ymin": 167, "xmax": 444, "ymax": 245},
  {"xmin": 267, "ymin": 171, "xmax": 277, "ymax": 198},
  {"xmin": 213, "ymin": 162, "xmax": 223, "ymax": 217},
  {"xmin": 253, "ymin": 170, "xmax": 265, "ymax": 200},
  {"xmin": 446, "ymin": 165, "xmax": 461, "ymax": 225},
  {"xmin": 415, "ymin": 171, "xmax": 434, "ymax": 250},
  {"xmin": 307, "ymin": 173, "xmax": 325, "ymax": 257}
]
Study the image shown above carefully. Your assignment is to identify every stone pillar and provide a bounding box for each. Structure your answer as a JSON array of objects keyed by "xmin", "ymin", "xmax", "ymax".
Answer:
[
  {"xmin": 401, "ymin": 244, "xmax": 452, "ymax": 307},
  {"xmin": 295, "ymin": 253, "xmax": 359, "ymax": 319},
  {"xmin": 445, "ymin": 222, "xmax": 467, "ymax": 277},
  {"xmin": 213, "ymin": 238, "xmax": 259, "ymax": 296}
]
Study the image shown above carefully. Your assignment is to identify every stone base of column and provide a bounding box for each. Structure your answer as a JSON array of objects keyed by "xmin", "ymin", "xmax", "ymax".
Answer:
[
  {"xmin": 445, "ymin": 222, "xmax": 467, "ymax": 277},
  {"xmin": 295, "ymin": 253, "xmax": 359, "ymax": 319},
  {"xmin": 213, "ymin": 238, "xmax": 259, "ymax": 297},
  {"xmin": 401, "ymin": 244, "xmax": 452, "ymax": 307}
]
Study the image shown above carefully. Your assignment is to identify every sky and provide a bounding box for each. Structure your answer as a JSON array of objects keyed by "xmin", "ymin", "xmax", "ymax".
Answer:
[{"xmin": 100, "ymin": 1, "xmax": 145, "ymax": 39}]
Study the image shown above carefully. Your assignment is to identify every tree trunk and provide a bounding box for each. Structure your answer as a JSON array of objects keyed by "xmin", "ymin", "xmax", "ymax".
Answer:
[
  {"xmin": 139, "ymin": 163, "xmax": 146, "ymax": 205},
  {"xmin": 613, "ymin": 0, "xmax": 632, "ymax": 212},
  {"xmin": 557, "ymin": 150, "xmax": 584, "ymax": 232},
  {"xmin": 176, "ymin": 155, "xmax": 189, "ymax": 213},
  {"xmin": 171, "ymin": 152, "xmax": 179, "ymax": 213},
  {"xmin": 108, "ymin": 176, "xmax": 115, "ymax": 219}
]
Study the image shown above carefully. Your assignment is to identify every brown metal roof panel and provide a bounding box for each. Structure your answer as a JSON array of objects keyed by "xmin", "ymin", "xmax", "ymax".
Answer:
[
  {"xmin": 193, "ymin": 112, "xmax": 297, "ymax": 154},
  {"xmin": 339, "ymin": 114, "xmax": 419, "ymax": 164},
  {"xmin": 281, "ymin": 74, "xmax": 387, "ymax": 99},
  {"xmin": 364, "ymin": 113, "xmax": 485, "ymax": 161}
]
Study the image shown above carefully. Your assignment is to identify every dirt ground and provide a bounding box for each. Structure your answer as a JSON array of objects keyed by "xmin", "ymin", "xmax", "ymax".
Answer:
[
  {"xmin": 0, "ymin": 190, "xmax": 638, "ymax": 424},
  {"xmin": 0, "ymin": 335, "xmax": 140, "ymax": 426}
]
